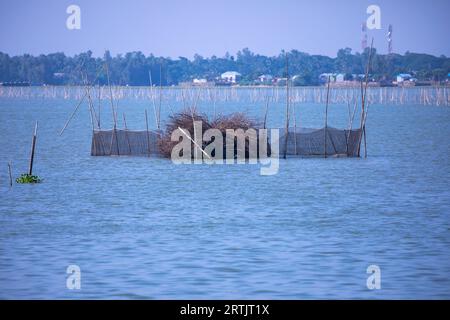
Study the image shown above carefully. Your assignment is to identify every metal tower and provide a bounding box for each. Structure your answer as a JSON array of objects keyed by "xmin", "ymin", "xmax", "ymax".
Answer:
[
  {"xmin": 361, "ymin": 22, "xmax": 368, "ymax": 51},
  {"xmin": 387, "ymin": 24, "xmax": 393, "ymax": 54}
]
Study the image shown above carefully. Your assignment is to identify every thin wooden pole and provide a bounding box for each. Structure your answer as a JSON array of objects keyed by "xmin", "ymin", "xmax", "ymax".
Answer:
[
  {"xmin": 114, "ymin": 127, "xmax": 120, "ymax": 156},
  {"xmin": 361, "ymin": 39, "xmax": 374, "ymax": 128},
  {"xmin": 363, "ymin": 126, "xmax": 367, "ymax": 158},
  {"xmin": 28, "ymin": 121, "xmax": 38, "ymax": 176},
  {"xmin": 80, "ymin": 72, "xmax": 99, "ymax": 131},
  {"xmin": 8, "ymin": 161, "xmax": 13, "ymax": 187},
  {"xmin": 346, "ymin": 97, "xmax": 358, "ymax": 155},
  {"xmin": 263, "ymin": 95, "xmax": 269, "ymax": 129},
  {"xmin": 145, "ymin": 109, "xmax": 151, "ymax": 156},
  {"xmin": 123, "ymin": 113, "xmax": 132, "ymax": 155},
  {"xmin": 324, "ymin": 76, "xmax": 331, "ymax": 158},
  {"xmin": 158, "ymin": 64, "xmax": 162, "ymax": 130},
  {"xmin": 97, "ymin": 84, "xmax": 101, "ymax": 129},
  {"xmin": 361, "ymin": 101, "xmax": 371, "ymax": 158},
  {"xmin": 59, "ymin": 91, "xmax": 88, "ymax": 136},
  {"xmin": 86, "ymin": 86, "xmax": 99, "ymax": 130},
  {"xmin": 148, "ymin": 70, "xmax": 159, "ymax": 128},
  {"xmin": 292, "ymin": 101, "xmax": 298, "ymax": 155},
  {"xmin": 105, "ymin": 63, "xmax": 117, "ymax": 129},
  {"xmin": 358, "ymin": 38, "xmax": 374, "ymax": 157},
  {"xmin": 105, "ymin": 65, "xmax": 120, "ymax": 155},
  {"xmin": 283, "ymin": 53, "xmax": 290, "ymax": 159}
]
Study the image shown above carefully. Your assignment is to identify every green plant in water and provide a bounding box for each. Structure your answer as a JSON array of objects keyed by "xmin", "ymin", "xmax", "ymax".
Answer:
[{"xmin": 16, "ymin": 173, "xmax": 42, "ymax": 184}]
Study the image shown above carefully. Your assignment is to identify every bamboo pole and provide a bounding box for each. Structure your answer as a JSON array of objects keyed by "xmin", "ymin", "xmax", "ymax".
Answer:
[
  {"xmin": 158, "ymin": 64, "xmax": 162, "ymax": 130},
  {"xmin": 363, "ymin": 126, "xmax": 367, "ymax": 158},
  {"xmin": 283, "ymin": 53, "xmax": 290, "ymax": 159},
  {"xmin": 292, "ymin": 101, "xmax": 298, "ymax": 155},
  {"xmin": 123, "ymin": 113, "xmax": 132, "ymax": 155},
  {"xmin": 357, "ymin": 38, "xmax": 374, "ymax": 157},
  {"xmin": 105, "ymin": 63, "xmax": 117, "ymax": 128},
  {"xmin": 145, "ymin": 109, "xmax": 151, "ymax": 156},
  {"xmin": 346, "ymin": 97, "xmax": 358, "ymax": 155},
  {"xmin": 362, "ymin": 102, "xmax": 371, "ymax": 158},
  {"xmin": 97, "ymin": 84, "xmax": 101, "ymax": 128},
  {"xmin": 8, "ymin": 161, "xmax": 12, "ymax": 187},
  {"xmin": 324, "ymin": 76, "xmax": 331, "ymax": 158},
  {"xmin": 86, "ymin": 85, "xmax": 99, "ymax": 130},
  {"xmin": 263, "ymin": 95, "xmax": 269, "ymax": 129},
  {"xmin": 148, "ymin": 70, "xmax": 159, "ymax": 128},
  {"xmin": 59, "ymin": 90, "xmax": 88, "ymax": 136},
  {"xmin": 28, "ymin": 121, "xmax": 38, "ymax": 176},
  {"xmin": 105, "ymin": 63, "xmax": 120, "ymax": 155}
]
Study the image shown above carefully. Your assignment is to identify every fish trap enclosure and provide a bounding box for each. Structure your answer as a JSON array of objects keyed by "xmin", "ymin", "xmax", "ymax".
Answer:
[
  {"xmin": 91, "ymin": 127, "xmax": 363, "ymax": 158},
  {"xmin": 66, "ymin": 46, "xmax": 374, "ymax": 160}
]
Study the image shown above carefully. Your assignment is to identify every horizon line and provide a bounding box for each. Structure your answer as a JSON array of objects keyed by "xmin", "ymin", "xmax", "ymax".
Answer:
[{"xmin": 0, "ymin": 48, "xmax": 448, "ymax": 60}]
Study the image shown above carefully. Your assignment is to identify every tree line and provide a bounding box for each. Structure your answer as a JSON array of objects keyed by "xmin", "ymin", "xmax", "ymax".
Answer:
[{"xmin": 0, "ymin": 48, "xmax": 448, "ymax": 86}]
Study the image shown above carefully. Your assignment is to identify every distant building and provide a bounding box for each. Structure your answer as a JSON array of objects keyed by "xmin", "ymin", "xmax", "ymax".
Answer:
[
  {"xmin": 335, "ymin": 73, "xmax": 345, "ymax": 82},
  {"xmin": 257, "ymin": 74, "xmax": 273, "ymax": 84},
  {"xmin": 353, "ymin": 74, "xmax": 366, "ymax": 81},
  {"xmin": 319, "ymin": 73, "xmax": 346, "ymax": 83},
  {"xmin": 221, "ymin": 71, "xmax": 241, "ymax": 84},
  {"xmin": 178, "ymin": 78, "xmax": 213, "ymax": 87},
  {"xmin": 193, "ymin": 78, "xmax": 206, "ymax": 84},
  {"xmin": 274, "ymin": 77, "xmax": 287, "ymax": 86},
  {"xmin": 319, "ymin": 73, "xmax": 334, "ymax": 83},
  {"xmin": 396, "ymin": 73, "xmax": 412, "ymax": 83},
  {"xmin": 192, "ymin": 78, "xmax": 214, "ymax": 87}
]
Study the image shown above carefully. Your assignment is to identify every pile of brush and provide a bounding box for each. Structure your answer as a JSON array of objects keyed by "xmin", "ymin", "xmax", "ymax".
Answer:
[{"xmin": 158, "ymin": 109, "xmax": 266, "ymax": 159}]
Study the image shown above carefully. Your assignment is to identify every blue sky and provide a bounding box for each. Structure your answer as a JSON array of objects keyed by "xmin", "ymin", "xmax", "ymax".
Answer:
[{"xmin": 0, "ymin": 0, "xmax": 449, "ymax": 58}]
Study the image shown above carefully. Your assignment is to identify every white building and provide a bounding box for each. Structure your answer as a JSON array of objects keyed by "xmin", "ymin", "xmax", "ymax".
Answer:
[
  {"xmin": 319, "ymin": 73, "xmax": 345, "ymax": 83},
  {"xmin": 396, "ymin": 73, "xmax": 412, "ymax": 83},
  {"xmin": 221, "ymin": 71, "xmax": 241, "ymax": 83},
  {"xmin": 193, "ymin": 78, "xmax": 208, "ymax": 84},
  {"xmin": 335, "ymin": 73, "xmax": 345, "ymax": 82},
  {"xmin": 258, "ymin": 74, "xmax": 273, "ymax": 84},
  {"xmin": 319, "ymin": 73, "xmax": 334, "ymax": 83}
]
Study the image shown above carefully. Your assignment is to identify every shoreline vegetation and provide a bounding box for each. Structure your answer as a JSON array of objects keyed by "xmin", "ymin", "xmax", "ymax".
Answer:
[
  {"xmin": 1, "ymin": 85, "xmax": 448, "ymax": 106},
  {"xmin": 0, "ymin": 48, "xmax": 449, "ymax": 87}
]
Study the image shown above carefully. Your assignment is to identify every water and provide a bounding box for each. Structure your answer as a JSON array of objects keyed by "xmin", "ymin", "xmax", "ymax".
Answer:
[{"xmin": 0, "ymin": 91, "xmax": 449, "ymax": 299}]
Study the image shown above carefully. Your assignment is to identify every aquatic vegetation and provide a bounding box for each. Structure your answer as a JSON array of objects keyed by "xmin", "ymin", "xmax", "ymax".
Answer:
[{"xmin": 15, "ymin": 173, "xmax": 42, "ymax": 184}]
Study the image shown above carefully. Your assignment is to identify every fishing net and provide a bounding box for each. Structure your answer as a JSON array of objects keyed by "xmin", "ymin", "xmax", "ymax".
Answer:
[
  {"xmin": 278, "ymin": 127, "xmax": 362, "ymax": 157},
  {"xmin": 91, "ymin": 127, "xmax": 362, "ymax": 158},
  {"xmin": 91, "ymin": 129, "xmax": 162, "ymax": 156}
]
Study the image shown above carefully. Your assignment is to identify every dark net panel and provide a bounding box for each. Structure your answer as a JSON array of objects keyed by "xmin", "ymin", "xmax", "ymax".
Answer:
[
  {"xmin": 91, "ymin": 129, "xmax": 162, "ymax": 156},
  {"xmin": 279, "ymin": 127, "xmax": 362, "ymax": 157},
  {"xmin": 91, "ymin": 127, "xmax": 362, "ymax": 158}
]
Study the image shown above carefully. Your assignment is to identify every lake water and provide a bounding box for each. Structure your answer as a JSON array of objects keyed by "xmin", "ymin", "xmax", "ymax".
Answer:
[{"xmin": 0, "ymin": 90, "xmax": 449, "ymax": 299}]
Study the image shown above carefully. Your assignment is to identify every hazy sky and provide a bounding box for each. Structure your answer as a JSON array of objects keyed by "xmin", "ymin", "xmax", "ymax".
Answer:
[{"xmin": 0, "ymin": 0, "xmax": 449, "ymax": 58}]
